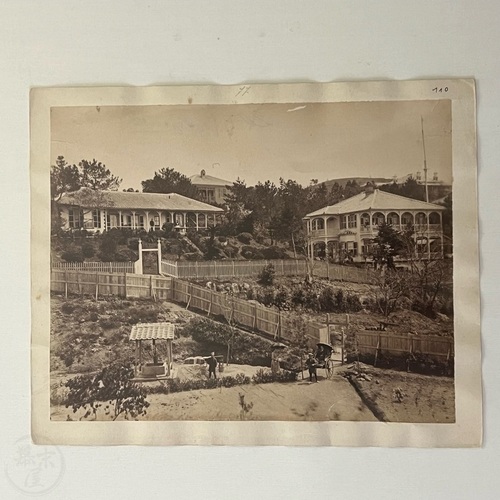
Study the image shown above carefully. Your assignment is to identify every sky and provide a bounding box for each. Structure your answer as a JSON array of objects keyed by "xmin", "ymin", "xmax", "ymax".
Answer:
[{"xmin": 51, "ymin": 99, "xmax": 452, "ymax": 190}]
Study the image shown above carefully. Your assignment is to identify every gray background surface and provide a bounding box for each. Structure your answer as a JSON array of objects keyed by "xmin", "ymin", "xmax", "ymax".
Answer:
[{"xmin": 1, "ymin": 1, "xmax": 498, "ymax": 498}]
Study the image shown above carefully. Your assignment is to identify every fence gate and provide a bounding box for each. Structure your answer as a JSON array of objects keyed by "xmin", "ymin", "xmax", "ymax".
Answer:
[
  {"xmin": 326, "ymin": 314, "xmax": 349, "ymax": 365},
  {"xmin": 137, "ymin": 238, "xmax": 162, "ymax": 275}
]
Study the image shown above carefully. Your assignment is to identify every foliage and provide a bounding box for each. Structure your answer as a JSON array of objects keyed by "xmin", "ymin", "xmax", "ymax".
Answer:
[
  {"xmin": 50, "ymin": 156, "xmax": 81, "ymax": 201},
  {"xmin": 261, "ymin": 245, "xmax": 288, "ymax": 260},
  {"xmin": 240, "ymin": 245, "xmax": 264, "ymax": 260},
  {"xmin": 258, "ymin": 263, "xmax": 275, "ymax": 286},
  {"xmin": 78, "ymin": 159, "xmax": 122, "ymax": 191},
  {"xmin": 371, "ymin": 269, "xmax": 412, "ymax": 318},
  {"xmin": 141, "ymin": 167, "xmax": 199, "ymax": 198},
  {"xmin": 61, "ymin": 247, "xmax": 84, "ymax": 262},
  {"xmin": 379, "ymin": 177, "xmax": 425, "ymax": 201},
  {"xmin": 238, "ymin": 393, "xmax": 254, "ymax": 420},
  {"xmin": 81, "ymin": 242, "xmax": 95, "ymax": 258},
  {"xmin": 237, "ymin": 232, "xmax": 253, "ymax": 244},
  {"xmin": 372, "ymin": 222, "xmax": 412, "ymax": 269},
  {"xmin": 65, "ymin": 363, "xmax": 149, "ymax": 420},
  {"xmin": 251, "ymin": 368, "xmax": 298, "ymax": 384}
]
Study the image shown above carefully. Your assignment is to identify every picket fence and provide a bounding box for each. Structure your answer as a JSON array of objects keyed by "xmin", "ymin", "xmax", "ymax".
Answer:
[
  {"xmin": 52, "ymin": 261, "xmax": 135, "ymax": 273},
  {"xmin": 50, "ymin": 269, "xmax": 172, "ymax": 300},
  {"xmin": 161, "ymin": 258, "xmax": 307, "ymax": 279},
  {"xmin": 161, "ymin": 258, "xmax": 376, "ymax": 285},
  {"xmin": 354, "ymin": 330, "xmax": 454, "ymax": 362}
]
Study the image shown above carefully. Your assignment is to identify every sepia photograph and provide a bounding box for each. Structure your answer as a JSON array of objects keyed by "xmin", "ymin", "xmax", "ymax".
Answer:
[{"xmin": 31, "ymin": 81, "xmax": 480, "ymax": 446}]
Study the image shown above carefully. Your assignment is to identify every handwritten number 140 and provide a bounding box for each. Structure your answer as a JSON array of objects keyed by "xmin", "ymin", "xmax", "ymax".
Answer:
[{"xmin": 432, "ymin": 87, "xmax": 448, "ymax": 93}]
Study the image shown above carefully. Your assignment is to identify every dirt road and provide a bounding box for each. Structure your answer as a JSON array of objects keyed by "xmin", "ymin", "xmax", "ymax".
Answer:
[{"xmin": 51, "ymin": 375, "xmax": 377, "ymax": 422}]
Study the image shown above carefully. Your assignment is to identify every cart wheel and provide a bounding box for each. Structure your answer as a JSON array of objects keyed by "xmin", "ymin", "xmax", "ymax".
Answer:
[{"xmin": 326, "ymin": 359, "xmax": 334, "ymax": 379}]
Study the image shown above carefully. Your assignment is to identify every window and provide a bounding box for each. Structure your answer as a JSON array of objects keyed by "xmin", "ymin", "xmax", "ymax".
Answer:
[
  {"xmin": 415, "ymin": 212, "xmax": 427, "ymax": 225},
  {"xmin": 154, "ymin": 215, "xmax": 160, "ymax": 227},
  {"xmin": 135, "ymin": 214, "xmax": 144, "ymax": 228},
  {"xmin": 361, "ymin": 239, "xmax": 374, "ymax": 256},
  {"xmin": 312, "ymin": 218, "xmax": 325, "ymax": 230},
  {"xmin": 198, "ymin": 213, "xmax": 206, "ymax": 228},
  {"xmin": 347, "ymin": 214, "xmax": 357, "ymax": 228},
  {"xmin": 121, "ymin": 214, "xmax": 132, "ymax": 227},
  {"xmin": 340, "ymin": 216, "xmax": 347, "ymax": 229},
  {"xmin": 387, "ymin": 212, "xmax": 399, "ymax": 226},
  {"xmin": 360, "ymin": 213, "xmax": 370, "ymax": 228},
  {"xmin": 92, "ymin": 209, "xmax": 101, "ymax": 229},
  {"xmin": 429, "ymin": 212, "xmax": 441, "ymax": 225},
  {"xmin": 401, "ymin": 212, "xmax": 413, "ymax": 226},
  {"xmin": 68, "ymin": 208, "xmax": 83, "ymax": 229},
  {"xmin": 372, "ymin": 212, "xmax": 385, "ymax": 226}
]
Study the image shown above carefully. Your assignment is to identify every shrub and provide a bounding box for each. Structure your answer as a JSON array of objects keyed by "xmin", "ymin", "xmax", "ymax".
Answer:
[
  {"xmin": 61, "ymin": 302, "xmax": 75, "ymax": 314},
  {"xmin": 125, "ymin": 306, "xmax": 159, "ymax": 325},
  {"xmin": 65, "ymin": 363, "xmax": 150, "ymax": 420},
  {"xmin": 81, "ymin": 242, "xmax": 95, "ymax": 258},
  {"xmin": 127, "ymin": 237, "xmax": 140, "ymax": 251},
  {"xmin": 61, "ymin": 248, "xmax": 84, "ymax": 262},
  {"xmin": 258, "ymin": 263, "xmax": 275, "ymax": 286},
  {"xmin": 252, "ymin": 368, "xmax": 298, "ymax": 384},
  {"xmin": 99, "ymin": 317, "xmax": 120, "ymax": 330},
  {"xmin": 261, "ymin": 246, "xmax": 288, "ymax": 260},
  {"xmin": 237, "ymin": 232, "xmax": 253, "ymax": 244},
  {"xmin": 241, "ymin": 246, "xmax": 264, "ymax": 260}
]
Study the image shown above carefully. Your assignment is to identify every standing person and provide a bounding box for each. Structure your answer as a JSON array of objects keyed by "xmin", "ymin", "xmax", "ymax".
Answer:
[
  {"xmin": 305, "ymin": 353, "xmax": 318, "ymax": 383},
  {"xmin": 207, "ymin": 352, "xmax": 218, "ymax": 379}
]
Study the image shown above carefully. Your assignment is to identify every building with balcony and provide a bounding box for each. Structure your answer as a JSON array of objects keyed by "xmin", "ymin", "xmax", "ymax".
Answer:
[
  {"xmin": 58, "ymin": 189, "xmax": 224, "ymax": 234},
  {"xmin": 303, "ymin": 185, "xmax": 445, "ymax": 263},
  {"xmin": 189, "ymin": 169, "xmax": 232, "ymax": 205}
]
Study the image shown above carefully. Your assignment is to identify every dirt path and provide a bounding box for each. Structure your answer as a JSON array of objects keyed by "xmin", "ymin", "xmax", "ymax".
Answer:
[{"xmin": 51, "ymin": 375, "xmax": 377, "ymax": 422}]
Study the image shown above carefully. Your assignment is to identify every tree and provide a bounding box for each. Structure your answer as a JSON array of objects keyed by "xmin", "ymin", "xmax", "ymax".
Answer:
[
  {"xmin": 141, "ymin": 167, "xmax": 198, "ymax": 198},
  {"xmin": 50, "ymin": 156, "xmax": 81, "ymax": 201},
  {"xmin": 373, "ymin": 222, "xmax": 412, "ymax": 270},
  {"xmin": 371, "ymin": 269, "xmax": 412, "ymax": 318},
  {"xmin": 379, "ymin": 177, "xmax": 425, "ymax": 201},
  {"xmin": 65, "ymin": 363, "xmax": 150, "ymax": 421},
  {"xmin": 79, "ymin": 159, "xmax": 121, "ymax": 191}
]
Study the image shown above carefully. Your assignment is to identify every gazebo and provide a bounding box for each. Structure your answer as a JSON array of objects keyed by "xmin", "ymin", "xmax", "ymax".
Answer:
[{"xmin": 129, "ymin": 323, "xmax": 175, "ymax": 380}]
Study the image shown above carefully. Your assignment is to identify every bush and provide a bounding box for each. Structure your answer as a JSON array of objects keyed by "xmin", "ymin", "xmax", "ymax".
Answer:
[
  {"xmin": 99, "ymin": 317, "xmax": 120, "ymax": 330},
  {"xmin": 237, "ymin": 232, "xmax": 253, "ymax": 244},
  {"xmin": 258, "ymin": 264, "xmax": 275, "ymax": 286},
  {"xmin": 252, "ymin": 368, "xmax": 298, "ymax": 384},
  {"xmin": 61, "ymin": 248, "xmax": 84, "ymax": 262},
  {"xmin": 241, "ymin": 246, "xmax": 264, "ymax": 260},
  {"xmin": 261, "ymin": 246, "xmax": 288, "ymax": 260},
  {"xmin": 81, "ymin": 242, "xmax": 95, "ymax": 258},
  {"xmin": 125, "ymin": 306, "xmax": 159, "ymax": 325},
  {"xmin": 65, "ymin": 363, "xmax": 150, "ymax": 420}
]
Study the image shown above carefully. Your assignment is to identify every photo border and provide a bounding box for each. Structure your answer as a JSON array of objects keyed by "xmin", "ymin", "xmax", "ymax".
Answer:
[{"xmin": 31, "ymin": 79, "xmax": 481, "ymax": 446}]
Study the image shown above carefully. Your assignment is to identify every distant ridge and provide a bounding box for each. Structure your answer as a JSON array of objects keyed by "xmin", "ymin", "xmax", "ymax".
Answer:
[{"xmin": 319, "ymin": 176, "xmax": 393, "ymax": 189}]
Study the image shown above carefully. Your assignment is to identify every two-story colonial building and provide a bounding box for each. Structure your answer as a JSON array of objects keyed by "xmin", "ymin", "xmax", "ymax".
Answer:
[
  {"xmin": 58, "ymin": 189, "xmax": 224, "ymax": 234},
  {"xmin": 303, "ymin": 185, "xmax": 445, "ymax": 262},
  {"xmin": 189, "ymin": 169, "xmax": 232, "ymax": 205}
]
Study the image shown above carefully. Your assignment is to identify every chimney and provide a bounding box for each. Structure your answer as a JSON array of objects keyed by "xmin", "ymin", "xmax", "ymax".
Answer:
[
  {"xmin": 433, "ymin": 172, "xmax": 438, "ymax": 181},
  {"xmin": 200, "ymin": 169, "xmax": 206, "ymax": 178}
]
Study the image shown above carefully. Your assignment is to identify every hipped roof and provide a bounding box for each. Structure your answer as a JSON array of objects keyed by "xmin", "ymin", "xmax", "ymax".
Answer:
[
  {"xmin": 305, "ymin": 189, "xmax": 445, "ymax": 218},
  {"xmin": 60, "ymin": 189, "xmax": 223, "ymax": 213},
  {"xmin": 129, "ymin": 323, "xmax": 175, "ymax": 341},
  {"xmin": 189, "ymin": 173, "xmax": 232, "ymax": 186}
]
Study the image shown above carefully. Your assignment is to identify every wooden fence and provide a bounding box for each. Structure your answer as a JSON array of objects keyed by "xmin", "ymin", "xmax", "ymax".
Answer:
[
  {"xmin": 170, "ymin": 279, "xmax": 323, "ymax": 343},
  {"xmin": 51, "ymin": 269, "xmax": 172, "ymax": 300},
  {"xmin": 161, "ymin": 258, "xmax": 376, "ymax": 285},
  {"xmin": 311, "ymin": 261, "xmax": 377, "ymax": 284},
  {"xmin": 52, "ymin": 261, "xmax": 135, "ymax": 273},
  {"xmin": 161, "ymin": 258, "xmax": 308, "ymax": 279},
  {"xmin": 50, "ymin": 269, "xmax": 324, "ymax": 343},
  {"xmin": 354, "ymin": 330, "xmax": 454, "ymax": 362}
]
